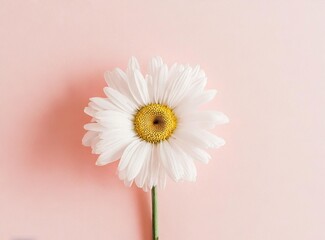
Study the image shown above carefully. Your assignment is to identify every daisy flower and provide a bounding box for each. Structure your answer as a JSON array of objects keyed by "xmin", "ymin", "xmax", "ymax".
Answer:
[{"xmin": 82, "ymin": 56, "xmax": 228, "ymax": 191}]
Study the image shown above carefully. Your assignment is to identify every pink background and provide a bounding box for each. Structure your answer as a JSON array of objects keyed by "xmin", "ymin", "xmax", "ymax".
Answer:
[{"xmin": 1, "ymin": 1, "xmax": 324, "ymax": 239}]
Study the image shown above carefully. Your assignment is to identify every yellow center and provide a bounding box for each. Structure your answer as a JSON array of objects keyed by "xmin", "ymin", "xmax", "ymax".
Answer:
[{"xmin": 133, "ymin": 103, "xmax": 178, "ymax": 143}]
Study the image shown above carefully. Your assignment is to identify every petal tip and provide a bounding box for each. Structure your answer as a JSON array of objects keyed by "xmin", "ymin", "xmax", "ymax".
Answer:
[
  {"xmin": 128, "ymin": 56, "xmax": 140, "ymax": 70},
  {"xmin": 95, "ymin": 161, "xmax": 105, "ymax": 166}
]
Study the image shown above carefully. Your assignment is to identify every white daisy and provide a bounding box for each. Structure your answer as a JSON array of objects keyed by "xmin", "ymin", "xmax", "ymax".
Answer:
[{"xmin": 82, "ymin": 56, "xmax": 228, "ymax": 191}]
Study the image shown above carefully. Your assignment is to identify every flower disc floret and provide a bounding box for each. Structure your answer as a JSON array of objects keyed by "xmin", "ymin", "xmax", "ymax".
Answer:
[{"xmin": 134, "ymin": 103, "xmax": 177, "ymax": 143}]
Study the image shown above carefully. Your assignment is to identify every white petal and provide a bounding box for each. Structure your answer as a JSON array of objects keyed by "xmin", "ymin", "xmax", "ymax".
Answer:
[
  {"xmin": 190, "ymin": 148, "xmax": 211, "ymax": 164},
  {"xmin": 157, "ymin": 165, "xmax": 167, "ymax": 189},
  {"xmin": 124, "ymin": 179, "xmax": 133, "ymax": 187},
  {"xmin": 98, "ymin": 127, "xmax": 135, "ymax": 139},
  {"xmin": 128, "ymin": 56, "xmax": 140, "ymax": 71},
  {"xmin": 200, "ymin": 131, "xmax": 226, "ymax": 148},
  {"xmin": 164, "ymin": 67, "xmax": 192, "ymax": 107},
  {"xmin": 82, "ymin": 131, "xmax": 98, "ymax": 146},
  {"xmin": 96, "ymin": 137, "xmax": 134, "ymax": 166},
  {"xmin": 148, "ymin": 56, "xmax": 164, "ymax": 76},
  {"xmin": 174, "ymin": 129, "xmax": 225, "ymax": 149},
  {"xmin": 104, "ymin": 68, "xmax": 130, "ymax": 97},
  {"xmin": 172, "ymin": 137, "xmax": 211, "ymax": 164},
  {"xmin": 178, "ymin": 111, "xmax": 229, "ymax": 129},
  {"xmin": 176, "ymin": 89, "xmax": 217, "ymax": 113},
  {"xmin": 146, "ymin": 74, "xmax": 154, "ymax": 102},
  {"xmin": 168, "ymin": 63, "xmax": 184, "ymax": 81},
  {"xmin": 211, "ymin": 111, "xmax": 229, "ymax": 125},
  {"xmin": 164, "ymin": 64, "xmax": 207, "ymax": 107},
  {"xmin": 188, "ymin": 66, "xmax": 207, "ymax": 92},
  {"xmin": 127, "ymin": 69, "xmax": 150, "ymax": 106},
  {"xmin": 84, "ymin": 106, "xmax": 97, "ymax": 117},
  {"xmin": 84, "ymin": 123, "xmax": 105, "ymax": 132},
  {"xmin": 148, "ymin": 56, "xmax": 168, "ymax": 104},
  {"xmin": 155, "ymin": 64, "xmax": 168, "ymax": 104},
  {"xmin": 192, "ymin": 73, "xmax": 207, "ymax": 92},
  {"xmin": 89, "ymin": 97, "xmax": 113, "ymax": 110},
  {"xmin": 104, "ymin": 87, "xmax": 138, "ymax": 114},
  {"xmin": 173, "ymin": 129, "xmax": 205, "ymax": 149},
  {"xmin": 96, "ymin": 111, "xmax": 134, "ymax": 131},
  {"xmin": 119, "ymin": 170, "xmax": 134, "ymax": 187},
  {"xmin": 159, "ymin": 141, "xmax": 184, "ymax": 181},
  {"xmin": 126, "ymin": 141, "xmax": 151, "ymax": 181},
  {"xmin": 135, "ymin": 152, "xmax": 150, "ymax": 189},
  {"xmin": 181, "ymin": 76, "xmax": 207, "ymax": 103},
  {"xmin": 195, "ymin": 89, "xmax": 218, "ymax": 105},
  {"xmin": 95, "ymin": 130, "xmax": 135, "ymax": 154},
  {"xmin": 168, "ymin": 138, "xmax": 197, "ymax": 181},
  {"xmin": 95, "ymin": 110, "xmax": 133, "ymax": 121},
  {"xmin": 118, "ymin": 139, "xmax": 142, "ymax": 171},
  {"xmin": 90, "ymin": 135, "xmax": 100, "ymax": 153},
  {"xmin": 148, "ymin": 144, "xmax": 160, "ymax": 187},
  {"xmin": 100, "ymin": 119, "xmax": 133, "ymax": 132},
  {"xmin": 88, "ymin": 102, "xmax": 103, "ymax": 111}
]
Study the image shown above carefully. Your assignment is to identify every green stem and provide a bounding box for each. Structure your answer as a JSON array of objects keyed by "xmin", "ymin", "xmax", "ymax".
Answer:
[{"xmin": 151, "ymin": 186, "xmax": 159, "ymax": 240}]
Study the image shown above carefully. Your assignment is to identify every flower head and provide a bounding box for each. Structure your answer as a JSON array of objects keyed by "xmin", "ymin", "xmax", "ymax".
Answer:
[{"xmin": 83, "ymin": 57, "xmax": 228, "ymax": 191}]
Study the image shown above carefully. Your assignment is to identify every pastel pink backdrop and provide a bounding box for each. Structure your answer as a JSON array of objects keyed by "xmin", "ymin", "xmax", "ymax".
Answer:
[{"xmin": 1, "ymin": 1, "xmax": 324, "ymax": 239}]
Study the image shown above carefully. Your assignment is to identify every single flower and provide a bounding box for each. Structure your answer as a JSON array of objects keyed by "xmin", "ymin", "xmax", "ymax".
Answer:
[{"xmin": 82, "ymin": 56, "xmax": 228, "ymax": 191}]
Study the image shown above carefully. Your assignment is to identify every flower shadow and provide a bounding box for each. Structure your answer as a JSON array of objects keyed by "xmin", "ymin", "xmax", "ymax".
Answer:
[{"xmin": 28, "ymin": 69, "xmax": 151, "ymax": 240}]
